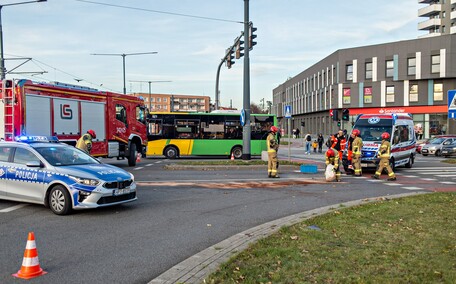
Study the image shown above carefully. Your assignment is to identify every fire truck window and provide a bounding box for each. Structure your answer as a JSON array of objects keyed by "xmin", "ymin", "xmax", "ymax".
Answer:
[
  {"xmin": 136, "ymin": 106, "xmax": 146, "ymax": 124},
  {"xmin": 116, "ymin": 104, "xmax": 127, "ymax": 125}
]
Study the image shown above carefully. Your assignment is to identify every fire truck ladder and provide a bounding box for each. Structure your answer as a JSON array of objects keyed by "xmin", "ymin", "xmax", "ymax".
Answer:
[{"xmin": 3, "ymin": 80, "xmax": 15, "ymax": 141}]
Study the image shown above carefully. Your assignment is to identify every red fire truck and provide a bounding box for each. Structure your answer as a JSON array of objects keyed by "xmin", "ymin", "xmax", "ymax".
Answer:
[{"xmin": 0, "ymin": 79, "xmax": 147, "ymax": 166}]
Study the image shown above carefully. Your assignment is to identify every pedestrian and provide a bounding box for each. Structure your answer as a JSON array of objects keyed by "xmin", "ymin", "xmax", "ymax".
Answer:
[
  {"xmin": 351, "ymin": 129, "xmax": 363, "ymax": 176},
  {"xmin": 76, "ymin": 129, "xmax": 96, "ymax": 154},
  {"xmin": 295, "ymin": 128, "xmax": 300, "ymax": 139},
  {"xmin": 325, "ymin": 148, "xmax": 341, "ymax": 182},
  {"xmin": 267, "ymin": 126, "xmax": 280, "ymax": 178},
  {"xmin": 312, "ymin": 140, "xmax": 318, "ymax": 153},
  {"xmin": 292, "ymin": 128, "xmax": 296, "ymax": 139},
  {"xmin": 372, "ymin": 132, "xmax": 396, "ymax": 181},
  {"xmin": 317, "ymin": 133, "xmax": 324, "ymax": 153},
  {"xmin": 331, "ymin": 130, "xmax": 347, "ymax": 158},
  {"xmin": 304, "ymin": 133, "xmax": 312, "ymax": 155}
]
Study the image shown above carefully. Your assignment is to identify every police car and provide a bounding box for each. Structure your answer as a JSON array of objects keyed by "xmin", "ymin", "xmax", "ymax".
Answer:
[{"xmin": 0, "ymin": 136, "xmax": 137, "ymax": 215}]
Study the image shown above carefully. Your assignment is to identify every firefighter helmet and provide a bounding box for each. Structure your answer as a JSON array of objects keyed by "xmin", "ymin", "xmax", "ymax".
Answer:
[
  {"xmin": 352, "ymin": 129, "xmax": 360, "ymax": 136},
  {"xmin": 87, "ymin": 129, "xmax": 97, "ymax": 139},
  {"xmin": 381, "ymin": 132, "xmax": 390, "ymax": 140},
  {"xmin": 326, "ymin": 148, "xmax": 335, "ymax": 158},
  {"xmin": 270, "ymin": 126, "xmax": 278, "ymax": 133}
]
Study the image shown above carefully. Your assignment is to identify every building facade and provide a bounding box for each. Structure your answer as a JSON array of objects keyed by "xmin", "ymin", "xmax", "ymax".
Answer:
[
  {"xmin": 272, "ymin": 33, "xmax": 456, "ymax": 138},
  {"xmin": 131, "ymin": 93, "xmax": 211, "ymax": 112},
  {"xmin": 418, "ymin": 0, "xmax": 455, "ymax": 37}
]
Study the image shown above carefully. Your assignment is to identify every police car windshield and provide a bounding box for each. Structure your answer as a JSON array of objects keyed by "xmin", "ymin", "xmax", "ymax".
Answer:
[
  {"xmin": 354, "ymin": 119, "xmax": 392, "ymax": 142},
  {"xmin": 35, "ymin": 146, "xmax": 99, "ymax": 166}
]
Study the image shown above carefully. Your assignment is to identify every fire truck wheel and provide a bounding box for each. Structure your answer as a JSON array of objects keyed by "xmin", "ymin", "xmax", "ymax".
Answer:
[
  {"xmin": 128, "ymin": 143, "xmax": 137, "ymax": 166},
  {"xmin": 49, "ymin": 185, "xmax": 72, "ymax": 215},
  {"xmin": 164, "ymin": 146, "xmax": 179, "ymax": 159}
]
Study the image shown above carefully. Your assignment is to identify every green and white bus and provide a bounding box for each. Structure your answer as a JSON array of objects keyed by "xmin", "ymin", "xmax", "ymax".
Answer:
[{"xmin": 146, "ymin": 112, "xmax": 277, "ymax": 159}]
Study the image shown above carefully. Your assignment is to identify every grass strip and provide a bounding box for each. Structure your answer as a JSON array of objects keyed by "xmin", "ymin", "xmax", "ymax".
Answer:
[{"xmin": 205, "ymin": 192, "xmax": 456, "ymax": 283}]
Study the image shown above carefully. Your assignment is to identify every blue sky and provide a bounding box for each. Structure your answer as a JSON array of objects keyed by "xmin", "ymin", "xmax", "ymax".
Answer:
[{"xmin": 3, "ymin": 0, "xmax": 420, "ymax": 109}]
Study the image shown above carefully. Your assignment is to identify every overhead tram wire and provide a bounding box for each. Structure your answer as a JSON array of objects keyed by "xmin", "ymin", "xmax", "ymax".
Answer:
[{"xmin": 74, "ymin": 0, "xmax": 243, "ymax": 24}]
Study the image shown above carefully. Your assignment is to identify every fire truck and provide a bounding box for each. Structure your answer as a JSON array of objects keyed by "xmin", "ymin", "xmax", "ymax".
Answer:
[{"xmin": 0, "ymin": 79, "xmax": 147, "ymax": 166}]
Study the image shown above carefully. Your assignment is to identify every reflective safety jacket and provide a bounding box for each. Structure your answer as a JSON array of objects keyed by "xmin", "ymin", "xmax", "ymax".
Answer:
[
  {"xmin": 378, "ymin": 140, "xmax": 391, "ymax": 159},
  {"xmin": 76, "ymin": 133, "xmax": 93, "ymax": 154},
  {"xmin": 352, "ymin": 136, "xmax": 363, "ymax": 156},
  {"xmin": 325, "ymin": 148, "xmax": 340, "ymax": 168},
  {"xmin": 267, "ymin": 132, "xmax": 279, "ymax": 152}
]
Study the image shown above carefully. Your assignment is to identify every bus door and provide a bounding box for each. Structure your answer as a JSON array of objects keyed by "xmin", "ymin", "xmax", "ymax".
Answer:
[{"xmin": 147, "ymin": 119, "xmax": 166, "ymax": 155}]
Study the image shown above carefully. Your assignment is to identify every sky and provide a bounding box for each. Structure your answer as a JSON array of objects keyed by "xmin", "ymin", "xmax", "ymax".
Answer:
[{"xmin": 2, "ymin": 0, "xmax": 421, "ymax": 109}]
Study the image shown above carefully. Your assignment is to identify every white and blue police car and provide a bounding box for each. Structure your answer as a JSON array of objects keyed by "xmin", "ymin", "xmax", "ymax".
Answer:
[{"xmin": 0, "ymin": 136, "xmax": 137, "ymax": 215}]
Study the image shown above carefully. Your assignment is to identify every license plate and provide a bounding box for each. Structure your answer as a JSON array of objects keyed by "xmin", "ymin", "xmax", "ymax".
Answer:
[
  {"xmin": 361, "ymin": 163, "xmax": 368, "ymax": 167},
  {"xmin": 442, "ymin": 151, "xmax": 448, "ymax": 154},
  {"xmin": 422, "ymin": 149, "xmax": 428, "ymax": 153},
  {"xmin": 113, "ymin": 188, "xmax": 133, "ymax": 196}
]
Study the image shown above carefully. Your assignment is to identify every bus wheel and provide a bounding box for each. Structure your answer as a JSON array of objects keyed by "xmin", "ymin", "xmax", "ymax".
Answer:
[
  {"xmin": 231, "ymin": 146, "xmax": 243, "ymax": 159},
  {"xmin": 164, "ymin": 146, "xmax": 179, "ymax": 159}
]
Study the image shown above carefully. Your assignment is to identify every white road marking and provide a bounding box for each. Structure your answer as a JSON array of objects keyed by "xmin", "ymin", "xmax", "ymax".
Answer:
[
  {"xmin": 421, "ymin": 178, "xmax": 437, "ymax": 181},
  {"xmin": 403, "ymin": 175, "xmax": 418, "ymax": 178},
  {"xmin": 439, "ymin": 181, "xmax": 456, "ymax": 184},
  {"xmin": 134, "ymin": 167, "xmax": 144, "ymax": 170},
  {"xmin": 435, "ymin": 174, "xmax": 456, "ymax": 177},
  {"xmin": 402, "ymin": 187, "xmax": 424, "ymax": 190},
  {"xmin": 385, "ymin": 183, "xmax": 401, "ymax": 186},
  {"xmin": 0, "ymin": 204, "xmax": 28, "ymax": 213}
]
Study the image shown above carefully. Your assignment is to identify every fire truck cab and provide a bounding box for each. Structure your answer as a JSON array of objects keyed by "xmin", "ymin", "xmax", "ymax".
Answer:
[{"xmin": 0, "ymin": 79, "xmax": 147, "ymax": 166}]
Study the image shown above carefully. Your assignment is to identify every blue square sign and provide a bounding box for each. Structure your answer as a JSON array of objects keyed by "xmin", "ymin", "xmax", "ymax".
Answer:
[
  {"xmin": 284, "ymin": 105, "xmax": 292, "ymax": 118},
  {"xmin": 448, "ymin": 90, "xmax": 456, "ymax": 119}
]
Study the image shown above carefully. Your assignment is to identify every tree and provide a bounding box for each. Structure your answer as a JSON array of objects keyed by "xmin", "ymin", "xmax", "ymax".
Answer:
[{"xmin": 250, "ymin": 103, "xmax": 268, "ymax": 114}]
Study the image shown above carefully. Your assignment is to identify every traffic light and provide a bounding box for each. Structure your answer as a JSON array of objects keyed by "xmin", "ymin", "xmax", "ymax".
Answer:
[
  {"xmin": 332, "ymin": 110, "xmax": 339, "ymax": 121},
  {"xmin": 248, "ymin": 22, "xmax": 257, "ymax": 50},
  {"xmin": 226, "ymin": 48, "xmax": 235, "ymax": 69},
  {"xmin": 235, "ymin": 39, "xmax": 244, "ymax": 59},
  {"xmin": 337, "ymin": 120, "xmax": 341, "ymax": 127},
  {"xmin": 301, "ymin": 121, "xmax": 305, "ymax": 127},
  {"xmin": 342, "ymin": 109, "xmax": 350, "ymax": 121}
]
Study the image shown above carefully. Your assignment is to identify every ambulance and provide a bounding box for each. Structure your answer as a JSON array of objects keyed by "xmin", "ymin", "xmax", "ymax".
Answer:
[{"xmin": 342, "ymin": 113, "xmax": 416, "ymax": 172}]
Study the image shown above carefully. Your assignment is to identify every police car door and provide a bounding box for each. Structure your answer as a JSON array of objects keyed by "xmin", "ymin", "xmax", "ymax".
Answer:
[
  {"xmin": 7, "ymin": 147, "xmax": 45, "ymax": 202},
  {"xmin": 0, "ymin": 146, "xmax": 13, "ymax": 197}
]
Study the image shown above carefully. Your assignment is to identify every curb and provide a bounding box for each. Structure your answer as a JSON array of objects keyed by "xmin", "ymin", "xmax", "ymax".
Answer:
[{"xmin": 149, "ymin": 192, "xmax": 428, "ymax": 284}]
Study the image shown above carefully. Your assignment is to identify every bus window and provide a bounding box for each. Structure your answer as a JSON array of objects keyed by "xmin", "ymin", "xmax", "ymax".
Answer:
[
  {"xmin": 201, "ymin": 116, "xmax": 224, "ymax": 139},
  {"xmin": 225, "ymin": 120, "xmax": 241, "ymax": 139},
  {"xmin": 148, "ymin": 120, "xmax": 162, "ymax": 135},
  {"xmin": 175, "ymin": 119, "xmax": 200, "ymax": 139},
  {"xmin": 251, "ymin": 116, "xmax": 273, "ymax": 140}
]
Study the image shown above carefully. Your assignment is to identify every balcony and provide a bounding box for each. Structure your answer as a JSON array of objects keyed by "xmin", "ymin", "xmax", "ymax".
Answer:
[
  {"xmin": 418, "ymin": 31, "xmax": 442, "ymax": 38},
  {"xmin": 418, "ymin": 3, "xmax": 441, "ymax": 17},
  {"xmin": 451, "ymin": 26, "xmax": 456, "ymax": 34},
  {"xmin": 452, "ymin": 0, "xmax": 456, "ymax": 5},
  {"xmin": 418, "ymin": 18, "xmax": 442, "ymax": 30},
  {"xmin": 451, "ymin": 10, "xmax": 456, "ymax": 20}
]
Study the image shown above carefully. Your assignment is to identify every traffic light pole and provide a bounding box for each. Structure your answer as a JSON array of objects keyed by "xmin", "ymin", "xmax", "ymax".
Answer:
[{"xmin": 242, "ymin": 0, "xmax": 251, "ymax": 160}]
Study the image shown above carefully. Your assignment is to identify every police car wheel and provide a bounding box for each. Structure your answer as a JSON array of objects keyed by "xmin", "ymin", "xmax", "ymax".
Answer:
[{"xmin": 49, "ymin": 185, "xmax": 72, "ymax": 215}]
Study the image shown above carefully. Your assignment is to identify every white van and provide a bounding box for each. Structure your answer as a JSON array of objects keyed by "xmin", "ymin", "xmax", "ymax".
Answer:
[{"xmin": 342, "ymin": 113, "xmax": 416, "ymax": 172}]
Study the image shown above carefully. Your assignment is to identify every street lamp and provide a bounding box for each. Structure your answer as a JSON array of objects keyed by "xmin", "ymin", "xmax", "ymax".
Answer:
[
  {"xmin": 0, "ymin": 0, "xmax": 47, "ymax": 80},
  {"xmin": 129, "ymin": 80, "xmax": 172, "ymax": 110},
  {"xmin": 91, "ymin": 52, "xmax": 158, "ymax": 94}
]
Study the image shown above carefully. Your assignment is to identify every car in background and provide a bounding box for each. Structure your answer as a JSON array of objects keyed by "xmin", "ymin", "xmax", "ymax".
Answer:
[
  {"xmin": 416, "ymin": 138, "xmax": 431, "ymax": 154},
  {"xmin": 0, "ymin": 136, "xmax": 137, "ymax": 215},
  {"xmin": 441, "ymin": 140, "xmax": 456, "ymax": 158},
  {"xmin": 421, "ymin": 136, "xmax": 456, "ymax": 156}
]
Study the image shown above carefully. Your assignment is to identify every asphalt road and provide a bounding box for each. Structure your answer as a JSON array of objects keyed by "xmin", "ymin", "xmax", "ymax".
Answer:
[{"xmin": 0, "ymin": 150, "xmax": 455, "ymax": 284}]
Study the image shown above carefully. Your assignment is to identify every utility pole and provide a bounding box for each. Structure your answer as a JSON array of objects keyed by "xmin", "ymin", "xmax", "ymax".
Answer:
[{"xmin": 242, "ymin": 0, "xmax": 251, "ymax": 160}]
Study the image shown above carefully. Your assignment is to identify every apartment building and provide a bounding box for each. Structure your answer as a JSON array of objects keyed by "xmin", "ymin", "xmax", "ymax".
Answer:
[
  {"xmin": 131, "ymin": 93, "xmax": 211, "ymax": 112},
  {"xmin": 418, "ymin": 0, "xmax": 456, "ymax": 37},
  {"xmin": 272, "ymin": 33, "xmax": 456, "ymax": 138}
]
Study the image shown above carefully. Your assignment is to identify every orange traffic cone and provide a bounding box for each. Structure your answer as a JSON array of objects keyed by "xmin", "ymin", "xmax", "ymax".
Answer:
[
  {"xmin": 231, "ymin": 153, "xmax": 235, "ymax": 161},
  {"xmin": 12, "ymin": 232, "xmax": 47, "ymax": 280},
  {"xmin": 136, "ymin": 153, "xmax": 141, "ymax": 163}
]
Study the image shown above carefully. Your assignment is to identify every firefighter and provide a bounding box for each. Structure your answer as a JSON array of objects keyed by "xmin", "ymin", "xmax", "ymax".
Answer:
[
  {"xmin": 267, "ymin": 126, "xmax": 280, "ymax": 178},
  {"xmin": 331, "ymin": 130, "xmax": 346, "ymax": 158},
  {"xmin": 76, "ymin": 129, "xmax": 96, "ymax": 154},
  {"xmin": 372, "ymin": 132, "xmax": 396, "ymax": 181},
  {"xmin": 325, "ymin": 148, "xmax": 341, "ymax": 182},
  {"xmin": 351, "ymin": 129, "xmax": 363, "ymax": 176}
]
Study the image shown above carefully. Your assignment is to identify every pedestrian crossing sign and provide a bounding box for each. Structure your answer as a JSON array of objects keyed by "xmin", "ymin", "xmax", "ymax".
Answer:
[
  {"xmin": 448, "ymin": 90, "xmax": 456, "ymax": 118},
  {"xmin": 284, "ymin": 105, "xmax": 291, "ymax": 118}
]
